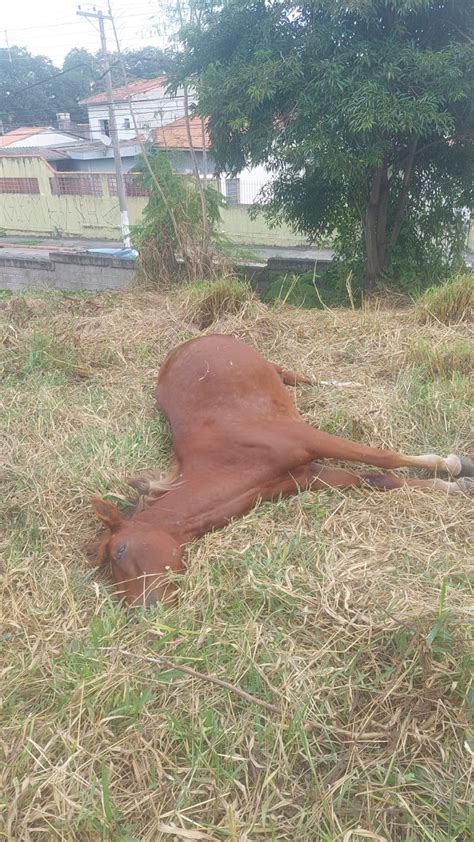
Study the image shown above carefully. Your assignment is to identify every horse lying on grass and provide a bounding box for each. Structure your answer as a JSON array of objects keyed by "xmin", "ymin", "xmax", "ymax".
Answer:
[{"xmin": 90, "ymin": 334, "xmax": 473, "ymax": 606}]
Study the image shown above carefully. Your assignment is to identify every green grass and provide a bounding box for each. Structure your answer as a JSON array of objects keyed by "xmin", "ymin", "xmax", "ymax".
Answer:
[{"xmin": 1, "ymin": 289, "xmax": 472, "ymax": 840}]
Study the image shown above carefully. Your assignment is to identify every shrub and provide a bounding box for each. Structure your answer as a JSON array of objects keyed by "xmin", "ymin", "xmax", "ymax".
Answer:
[
  {"xmin": 182, "ymin": 277, "xmax": 254, "ymax": 328},
  {"xmin": 416, "ymin": 272, "xmax": 473, "ymax": 324}
]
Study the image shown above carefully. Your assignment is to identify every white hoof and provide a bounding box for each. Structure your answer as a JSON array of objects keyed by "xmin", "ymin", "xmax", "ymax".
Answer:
[
  {"xmin": 456, "ymin": 476, "xmax": 474, "ymax": 494},
  {"xmin": 445, "ymin": 454, "xmax": 462, "ymax": 476}
]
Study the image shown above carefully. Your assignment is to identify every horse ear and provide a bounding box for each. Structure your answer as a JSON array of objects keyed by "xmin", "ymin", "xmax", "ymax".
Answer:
[{"xmin": 91, "ymin": 497, "xmax": 122, "ymax": 532}]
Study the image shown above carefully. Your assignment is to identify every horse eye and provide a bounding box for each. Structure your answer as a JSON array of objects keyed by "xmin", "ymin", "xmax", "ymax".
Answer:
[{"xmin": 115, "ymin": 543, "xmax": 127, "ymax": 561}]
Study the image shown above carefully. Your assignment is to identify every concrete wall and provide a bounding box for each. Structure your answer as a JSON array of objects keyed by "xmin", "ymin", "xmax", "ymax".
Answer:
[
  {"xmin": 0, "ymin": 156, "xmax": 147, "ymax": 239},
  {"xmin": 221, "ymin": 206, "xmax": 305, "ymax": 246},
  {"xmin": 0, "ymin": 252, "xmax": 322, "ymax": 294},
  {"xmin": 0, "ymin": 252, "xmax": 136, "ymax": 292},
  {"xmin": 0, "ymin": 155, "xmax": 307, "ymax": 246}
]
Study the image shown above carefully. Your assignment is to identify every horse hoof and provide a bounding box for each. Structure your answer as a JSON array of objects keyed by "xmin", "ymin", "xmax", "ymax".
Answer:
[
  {"xmin": 456, "ymin": 476, "xmax": 474, "ymax": 493},
  {"xmin": 446, "ymin": 455, "xmax": 474, "ymax": 477},
  {"xmin": 458, "ymin": 456, "xmax": 474, "ymax": 477}
]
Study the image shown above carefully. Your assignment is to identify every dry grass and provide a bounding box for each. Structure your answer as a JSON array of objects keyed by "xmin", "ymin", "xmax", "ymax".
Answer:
[
  {"xmin": 416, "ymin": 272, "xmax": 473, "ymax": 325},
  {"xmin": 1, "ymin": 283, "xmax": 473, "ymax": 841},
  {"xmin": 407, "ymin": 338, "xmax": 473, "ymax": 380}
]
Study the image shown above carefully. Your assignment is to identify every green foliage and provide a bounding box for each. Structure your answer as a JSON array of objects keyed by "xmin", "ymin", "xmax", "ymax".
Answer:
[
  {"xmin": 0, "ymin": 46, "xmax": 172, "ymax": 131},
  {"xmin": 416, "ymin": 271, "xmax": 474, "ymax": 324},
  {"xmin": 132, "ymin": 149, "xmax": 222, "ymax": 283},
  {"xmin": 264, "ymin": 268, "xmax": 356, "ymax": 309},
  {"xmin": 177, "ymin": 0, "xmax": 473, "ymax": 289},
  {"xmin": 0, "ymin": 47, "xmax": 69, "ymax": 128}
]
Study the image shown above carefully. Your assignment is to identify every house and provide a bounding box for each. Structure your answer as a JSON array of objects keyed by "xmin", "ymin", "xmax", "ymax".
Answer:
[
  {"xmin": 0, "ymin": 140, "xmax": 141, "ymax": 175},
  {"xmin": 153, "ymin": 115, "xmax": 211, "ymax": 175},
  {"xmin": 0, "ymin": 126, "xmax": 85, "ymax": 149},
  {"xmin": 154, "ymin": 115, "xmax": 270, "ymax": 206},
  {"xmin": 80, "ymin": 78, "xmax": 186, "ymax": 142},
  {"xmin": 80, "ymin": 78, "xmax": 270, "ymax": 203}
]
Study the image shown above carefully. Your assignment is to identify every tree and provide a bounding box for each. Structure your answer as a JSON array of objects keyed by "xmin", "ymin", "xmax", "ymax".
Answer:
[
  {"xmin": 177, "ymin": 0, "xmax": 474, "ymax": 289},
  {"xmin": 59, "ymin": 49, "xmax": 101, "ymax": 121},
  {"xmin": 0, "ymin": 47, "xmax": 65, "ymax": 129},
  {"xmin": 0, "ymin": 45, "xmax": 172, "ymax": 132}
]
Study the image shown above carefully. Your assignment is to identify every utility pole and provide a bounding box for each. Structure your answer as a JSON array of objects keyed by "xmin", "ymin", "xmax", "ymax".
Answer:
[
  {"xmin": 4, "ymin": 31, "xmax": 13, "ymax": 63},
  {"xmin": 77, "ymin": 5, "xmax": 131, "ymax": 249}
]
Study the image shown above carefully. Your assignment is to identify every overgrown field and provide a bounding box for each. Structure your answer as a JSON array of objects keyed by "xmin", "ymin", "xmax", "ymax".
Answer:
[{"xmin": 1, "ymin": 282, "xmax": 473, "ymax": 841}]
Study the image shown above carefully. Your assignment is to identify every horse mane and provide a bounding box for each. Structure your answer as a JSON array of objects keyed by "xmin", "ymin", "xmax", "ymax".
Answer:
[{"xmin": 127, "ymin": 456, "xmax": 183, "ymax": 513}]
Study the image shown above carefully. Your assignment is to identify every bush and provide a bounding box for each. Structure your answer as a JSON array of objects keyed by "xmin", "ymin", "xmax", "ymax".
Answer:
[
  {"xmin": 416, "ymin": 272, "xmax": 473, "ymax": 324},
  {"xmin": 182, "ymin": 277, "xmax": 254, "ymax": 328},
  {"xmin": 131, "ymin": 149, "xmax": 223, "ymax": 285}
]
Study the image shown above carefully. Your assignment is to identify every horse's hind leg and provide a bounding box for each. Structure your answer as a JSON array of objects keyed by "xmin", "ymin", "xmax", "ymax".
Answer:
[
  {"xmin": 292, "ymin": 423, "xmax": 473, "ymax": 479},
  {"xmin": 307, "ymin": 463, "xmax": 472, "ymax": 494}
]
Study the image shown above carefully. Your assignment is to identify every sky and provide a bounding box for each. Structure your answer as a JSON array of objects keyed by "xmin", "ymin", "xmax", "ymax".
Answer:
[{"xmin": 2, "ymin": 0, "xmax": 169, "ymax": 66}]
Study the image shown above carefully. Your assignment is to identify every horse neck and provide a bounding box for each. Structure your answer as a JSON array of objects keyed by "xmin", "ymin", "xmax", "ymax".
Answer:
[{"xmin": 130, "ymin": 467, "xmax": 258, "ymax": 544}]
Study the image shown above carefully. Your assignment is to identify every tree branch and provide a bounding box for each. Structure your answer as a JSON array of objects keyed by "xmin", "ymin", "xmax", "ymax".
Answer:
[{"xmin": 102, "ymin": 647, "xmax": 282, "ymax": 715}]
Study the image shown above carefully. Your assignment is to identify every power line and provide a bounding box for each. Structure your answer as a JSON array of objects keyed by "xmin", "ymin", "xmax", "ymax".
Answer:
[
  {"xmin": 77, "ymin": 5, "xmax": 131, "ymax": 248},
  {"xmin": 2, "ymin": 8, "xmax": 162, "ymax": 33},
  {"xmin": 4, "ymin": 63, "xmax": 95, "ymax": 96},
  {"xmin": 0, "ymin": 103, "xmax": 193, "ymax": 121},
  {"xmin": 1, "ymin": 36, "xmax": 167, "ymax": 52}
]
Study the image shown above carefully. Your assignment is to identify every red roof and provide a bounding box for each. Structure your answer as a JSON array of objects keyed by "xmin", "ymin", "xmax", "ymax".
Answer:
[
  {"xmin": 154, "ymin": 116, "xmax": 210, "ymax": 150},
  {"xmin": 80, "ymin": 77, "xmax": 167, "ymax": 105},
  {"xmin": 0, "ymin": 127, "xmax": 50, "ymax": 147}
]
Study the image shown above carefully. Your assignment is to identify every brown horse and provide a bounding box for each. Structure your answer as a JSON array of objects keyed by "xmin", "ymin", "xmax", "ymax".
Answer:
[{"xmin": 91, "ymin": 334, "xmax": 473, "ymax": 606}]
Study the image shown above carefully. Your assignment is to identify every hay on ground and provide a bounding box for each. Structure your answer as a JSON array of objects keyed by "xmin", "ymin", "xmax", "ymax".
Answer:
[{"xmin": 1, "ymin": 281, "xmax": 473, "ymax": 841}]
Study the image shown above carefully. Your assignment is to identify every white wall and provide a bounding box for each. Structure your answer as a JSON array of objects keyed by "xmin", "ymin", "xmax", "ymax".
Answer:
[
  {"xmin": 220, "ymin": 164, "xmax": 271, "ymax": 205},
  {"xmin": 87, "ymin": 85, "xmax": 186, "ymax": 141}
]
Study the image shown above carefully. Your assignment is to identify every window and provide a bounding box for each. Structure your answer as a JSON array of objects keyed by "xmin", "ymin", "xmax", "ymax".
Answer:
[
  {"xmin": 99, "ymin": 119, "xmax": 110, "ymax": 137},
  {"xmin": 123, "ymin": 118, "xmax": 131, "ymax": 130},
  {"xmin": 107, "ymin": 175, "xmax": 150, "ymax": 197},
  {"xmin": 0, "ymin": 177, "xmax": 39, "ymax": 194},
  {"xmin": 50, "ymin": 175, "xmax": 103, "ymax": 196},
  {"xmin": 225, "ymin": 178, "xmax": 240, "ymax": 205}
]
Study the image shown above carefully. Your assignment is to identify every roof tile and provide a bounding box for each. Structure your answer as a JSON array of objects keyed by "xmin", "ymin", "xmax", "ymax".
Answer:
[
  {"xmin": 154, "ymin": 116, "xmax": 210, "ymax": 150},
  {"xmin": 80, "ymin": 77, "xmax": 167, "ymax": 105}
]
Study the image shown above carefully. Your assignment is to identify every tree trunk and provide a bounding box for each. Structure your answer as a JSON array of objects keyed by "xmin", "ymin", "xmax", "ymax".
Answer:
[
  {"xmin": 364, "ymin": 163, "xmax": 388, "ymax": 292},
  {"xmin": 364, "ymin": 138, "xmax": 418, "ymax": 291},
  {"xmin": 388, "ymin": 136, "xmax": 418, "ymax": 250}
]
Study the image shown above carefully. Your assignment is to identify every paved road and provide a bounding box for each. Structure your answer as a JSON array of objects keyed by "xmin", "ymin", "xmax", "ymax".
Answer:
[
  {"xmin": 1, "ymin": 236, "xmax": 471, "ymax": 266},
  {"xmin": 0, "ymin": 236, "xmax": 333, "ymax": 263}
]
